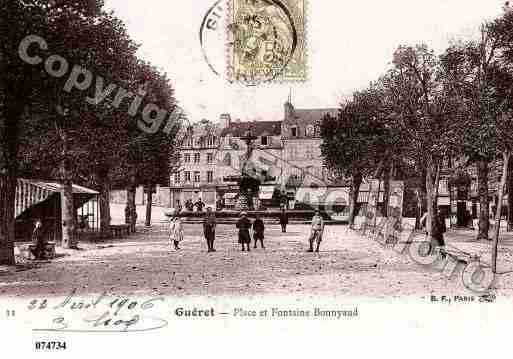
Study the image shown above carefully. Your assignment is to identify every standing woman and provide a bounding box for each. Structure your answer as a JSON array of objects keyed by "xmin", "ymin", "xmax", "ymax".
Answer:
[
  {"xmin": 168, "ymin": 209, "xmax": 184, "ymax": 251},
  {"xmin": 279, "ymin": 207, "xmax": 288, "ymax": 233},
  {"xmin": 237, "ymin": 212, "xmax": 252, "ymax": 252}
]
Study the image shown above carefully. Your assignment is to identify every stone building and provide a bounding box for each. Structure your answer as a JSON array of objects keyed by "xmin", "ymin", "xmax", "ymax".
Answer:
[
  {"xmin": 166, "ymin": 100, "xmax": 349, "ymax": 211},
  {"xmin": 168, "ymin": 118, "xmax": 223, "ymax": 209}
]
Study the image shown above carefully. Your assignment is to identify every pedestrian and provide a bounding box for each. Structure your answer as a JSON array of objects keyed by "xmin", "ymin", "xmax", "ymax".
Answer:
[
  {"xmin": 168, "ymin": 209, "xmax": 184, "ymax": 250},
  {"xmin": 203, "ymin": 207, "xmax": 217, "ymax": 252},
  {"xmin": 431, "ymin": 211, "xmax": 447, "ymax": 256},
  {"xmin": 124, "ymin": 205, "xmax": 131, "ymax": 224},
  {"xmin": 279, "ymin": 207, "xmax": 288, "ymax": 233},
  {"xmin": 252, "ymin": 213, "xmax": 265, "ymax": 249},
  {"xmin": 195, "ymin": 198, "xmax": 205, "ymax": 212},
  {"xmin": 308, "ymin": 209, "xmax": 324, "ymax": 252},
  {"xmin": 237, "ymin": 211, "xmax": 252, "ymax": 252},
  {"xmin": 30, "ymin": 218, "xmax": 47, "ymax": 260}
]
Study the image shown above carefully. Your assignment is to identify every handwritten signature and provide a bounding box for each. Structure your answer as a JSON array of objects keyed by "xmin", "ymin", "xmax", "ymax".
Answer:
[{"xmin": 29, "ymin": 289, "xmax": 168, "ymax": 333}]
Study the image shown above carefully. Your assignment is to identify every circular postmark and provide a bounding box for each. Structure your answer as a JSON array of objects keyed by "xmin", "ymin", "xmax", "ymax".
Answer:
[
  {"xmin": 228, "ymin": 0, "xmax": 298, "ymax": 86},
  {"xmin": 200, "ymin": 0, "xmax": 227, "ymax": 78}
]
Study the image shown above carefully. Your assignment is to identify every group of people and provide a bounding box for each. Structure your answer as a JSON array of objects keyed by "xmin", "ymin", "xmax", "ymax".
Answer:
[
  {"xmin": 167, "ymin": 208, "xmax": 325, "ymax": 253},
  {"xmin": 183, "ymin": 198, "xmax": 205, "ymax": 212}
]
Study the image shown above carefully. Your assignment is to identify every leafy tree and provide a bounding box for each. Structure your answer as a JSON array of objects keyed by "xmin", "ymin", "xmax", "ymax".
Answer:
[
  {"xmin": 0, "ymin": 0, "xmax": 104, "ymax": 262},
  {"xmin": 382, "ymin": 44, "xmax": 462, "ymax": 246}
]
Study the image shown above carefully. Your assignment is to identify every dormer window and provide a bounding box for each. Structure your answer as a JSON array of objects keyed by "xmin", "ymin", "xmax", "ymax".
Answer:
[
  {"xmin": 291, "ymin": 126, "xmax": 298, "ymax": 137},
  {"xmin": 306, "ymin": 125, "xmax": 314, "ymax": 137},
  {"xmin": 261, "ymin": 136, "xmax": 268, "ymax": 146}
]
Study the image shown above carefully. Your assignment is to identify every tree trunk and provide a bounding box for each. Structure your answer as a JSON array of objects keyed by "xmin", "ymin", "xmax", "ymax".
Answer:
[
  {"xmin": 97, "ymin": 167, "xmax": 111, "ymax": 233},
  {"xmin": 127, "ymin": 184, "xmax": 137, "ymax": 233},
  {"xmin": 0, "ymin": 175, "xmax": 17, "ymax": 265},
  {"xmin": 0, "ymin": 95, "xmax": 23, "ymax": 265},
  {"xmin": 492, "ymin": 151, "xmax": 510, "ymax": 273},
  {"xmin": 425, "ymin": 160, "xmax": 436, "ymax": 247},
  {"xmin": 477, "ymin": 158, "xmax": 490, "ymax": 240},
  {"xmin": 507, "ymin": 158, "xmax": 513, "ymax": 231},
  {"xmin": 145, "ymin": 185, "xmax": 153, "ymax": 227},
  {"xmin": 60, "ymin": 132, "xmax": 76, "ymax": 249},
  {"xmin": 61, "ymin": 178, "xmax": 76, "ymax": 248},
  {"xmin": 348, "ymin": 172, "xmax": 362, "ymax": 226},
  {"xmin": 414, "ymin": 188, "xmax": 424, "ymax": 230},
  {"xmin": 383, "ymin": 164, "xmax": 392, "ymax": 217}
]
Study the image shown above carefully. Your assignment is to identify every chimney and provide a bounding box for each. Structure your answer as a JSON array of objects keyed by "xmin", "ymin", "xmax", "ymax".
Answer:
[
  {"xmin": 284, "ymin": 101, "xmax": 294, "ymax": 119},
  {"xmin": 219, "ymin": 113, "xmax": 232, "ymax": 128}
]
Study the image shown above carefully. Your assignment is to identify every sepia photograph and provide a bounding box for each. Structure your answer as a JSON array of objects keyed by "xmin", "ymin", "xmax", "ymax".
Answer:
[{"xmin": 1, "ymin": 0, "xmax": 513, "ymax": 357}]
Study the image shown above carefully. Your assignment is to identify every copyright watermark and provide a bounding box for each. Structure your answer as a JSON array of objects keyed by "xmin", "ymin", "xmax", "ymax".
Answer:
[{"xmin": 18, "ymin": 34, "xmax": 188, "ymax": 135}]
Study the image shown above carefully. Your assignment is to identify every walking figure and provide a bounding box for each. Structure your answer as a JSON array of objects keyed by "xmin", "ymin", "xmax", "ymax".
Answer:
[
  {"xmin": 237, "ymin": 211, "xmax": 252, "ymax": 252},
  {"xmin": 432, "ymin": 211, "xmax": 447, "ymax": 256},
  {"xmin": 252, "ymin": 213, "xmax": 265, "ymax": 249},
  {"xmin": 203, "ymin": 207, "xmax": 217, "ymax": 252},
  {"xmin": 308, "ymin": 209, "xmax": 324, "ymax": 252},
  {"xmin": 168, "ymin": 209, "xmax": 184, "ymax": 250},
  {"xmin": 279, "ymin": 207, "xmax": 288, "ymax": 233}
]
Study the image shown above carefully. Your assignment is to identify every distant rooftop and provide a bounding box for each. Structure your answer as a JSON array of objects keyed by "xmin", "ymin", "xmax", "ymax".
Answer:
[{"xmin": 220, "ymin": 120, "xmax": 282, "ymax": 137}]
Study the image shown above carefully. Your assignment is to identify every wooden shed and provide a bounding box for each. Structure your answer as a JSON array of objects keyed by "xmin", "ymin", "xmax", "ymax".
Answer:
[{"xmin": 14, "ymin": 179, "xmax": 99, "ymax": 242}]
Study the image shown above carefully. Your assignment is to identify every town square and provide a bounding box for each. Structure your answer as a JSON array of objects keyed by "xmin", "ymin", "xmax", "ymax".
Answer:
[{"xmin": 3, "ymin": 1, "xmax": 513, "ymax": 356}]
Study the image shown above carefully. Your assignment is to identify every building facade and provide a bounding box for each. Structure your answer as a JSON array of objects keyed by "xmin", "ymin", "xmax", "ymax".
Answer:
[{"xmin": 167, "ymin": 101, "xmax": 349, "ymax": 211}]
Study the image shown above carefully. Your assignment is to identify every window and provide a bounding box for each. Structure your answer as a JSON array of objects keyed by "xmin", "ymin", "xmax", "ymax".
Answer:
[
  {"xmin": 305, "ymin": 146, "xmax": 313, "ymax": 159},
  {"xmin": 194, "ymin": 153, "xmax": 200, "ymax": 163},
  {"xmin": 184, "ymin": 153, "xmax": 191, "ymax": 163},
  {"xmin": 174, "ymin": 172, "xmax": 181, "ymax": 183},
  {"xmin": 207, "ymin": 153, "xmax": 213, "ymax": 164},
  {"xmin": 224, "ymin": 153, "xmax": 232, "ymax": 166},
  {"xmin": 194, "ymin": 171, "xmax": 201, "ymax": 182},
  {"xmin": 291, "ymin": 127, "xmax": 298, "ymax": 137},
  {"xmin": 289, "ymin": 146, "xmax": 298, "ymax": 160},
  {"xmin": 207, "ymin": 171, "xmax": 213, "ymax": 183},
  {"xmin": 207, "ymin": 136, "xmax": 216, "ymax": 147},
  {"xmin": 261, "ymin": 136, "xmax": 268, "ymax": 146},
  {"xmin": 184, "ymin": 171, "xmax": 191, "ymax": 182},
  {"xmin": 306, "ymin": 125, "xmax": 314, "ymax": 137}
]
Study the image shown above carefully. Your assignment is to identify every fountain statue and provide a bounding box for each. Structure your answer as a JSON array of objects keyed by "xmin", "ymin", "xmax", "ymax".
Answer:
[{"xmin": 223, "ymin": 128, "xmax": 273, "ymax": 210}]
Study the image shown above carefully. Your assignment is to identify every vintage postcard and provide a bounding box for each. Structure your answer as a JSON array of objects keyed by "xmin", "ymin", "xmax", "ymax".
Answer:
[{"xmin": 2, "ymin": 0, "xmax": 513, "ymax": 358}]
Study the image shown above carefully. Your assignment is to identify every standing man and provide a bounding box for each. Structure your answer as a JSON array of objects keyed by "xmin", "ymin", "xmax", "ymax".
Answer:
[
  {"xmin": 308, "ymin": 209, "xmax": 324, "ymax": 253},
  {"xmin": 124, "ymin": 205, "xmax": 131, "ymax": 225},
  {"xmin": 279, "ymin": 207, "xmax": 289, "ymax": 233},
  {"xmin": 203, "ymin": 207, "xmax": 217, "ymax": 252},
  {"xmin": 253, "ymin": 213, "xmax": 265, "ymax": 249},
  {"xmin": 237, "ymin": 212, "xmax": 252, "ymax": 252}
]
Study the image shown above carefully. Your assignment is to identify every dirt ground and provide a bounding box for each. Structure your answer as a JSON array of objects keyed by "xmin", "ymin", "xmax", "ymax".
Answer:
[{"xmin": 1, "ymin": 224, "xmax": 512, "ymax": 299}]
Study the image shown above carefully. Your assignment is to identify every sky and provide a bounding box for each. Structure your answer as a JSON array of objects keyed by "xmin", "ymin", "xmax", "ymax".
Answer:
[{"xmin": 104, "ymin": 0, "xmax": 505, "ymax": 123}]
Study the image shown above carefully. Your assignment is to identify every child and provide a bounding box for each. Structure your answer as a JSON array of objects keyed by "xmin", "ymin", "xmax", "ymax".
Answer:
[
  {"xmin": 253, "ymin": 213, "xmax": 265, "ymax": 249},
  {"xmin": 168, "ymin": 209, "xmax": 184, "ymax": 250},
  {"xmin": 308, "ymin": 209, "xmax": 324, "ymax": 252},
  {"xmin": 236, "ymin": 212, "xmax": 252, "ymax": 252}
]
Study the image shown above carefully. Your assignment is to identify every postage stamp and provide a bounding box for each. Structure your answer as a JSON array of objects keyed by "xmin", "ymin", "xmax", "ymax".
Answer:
[{"xmin": 227, "ymin": 0, "xmax": 307, "ymax": 85}]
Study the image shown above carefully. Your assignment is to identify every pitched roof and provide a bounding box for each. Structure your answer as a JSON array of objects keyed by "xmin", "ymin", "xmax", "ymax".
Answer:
[
  {"xmin": 220, "ymin": 120, "xmax": 282, "ymax": 137},
  {"xmin": 290, "ymin": 108, "xmax": 339, "ymax": 124}
]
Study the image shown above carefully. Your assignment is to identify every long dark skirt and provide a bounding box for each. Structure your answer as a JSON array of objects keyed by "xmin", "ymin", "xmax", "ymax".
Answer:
[{"xmin": 238, "ymin": 230, "xmax": 251, "ymax": 244}]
